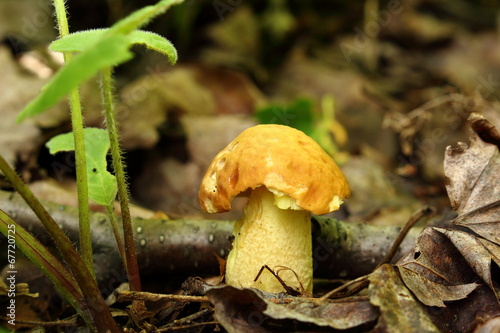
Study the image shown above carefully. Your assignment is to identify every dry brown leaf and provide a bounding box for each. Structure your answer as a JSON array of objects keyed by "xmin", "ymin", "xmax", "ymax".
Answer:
[
  {"xmin": 398, "ymin": 228, "xmax": 478, "ymax": 286},
  {"xmin": 479, "ymin": 237, "xmax": 500, "ymax": 267},
  {"xmin": 206, "ymin": 286, "xmax": 270, "ymax": 333},
  {"xmin": 396, "ymin": 227, "xmax": 488, "ymax": 304},
  {"xmin": 263, "ymin": 296, "xmax": 378, "ymax": 330},
  {"xmin": 369, "ymin": 264, "xmax": 440, "ymax": 333},
  {"xmin": 436, "ymin": 228, "xmax": 499, "ymax": 300},
  {"xmin": 444, "ymin": 116, "xmax": 500, "ymax": 245},
  {"xmin": 206, "ymin": 285, "xmax": 378, "ymax": 332},
  {"xmin": 469, "ymin": 112, "xmax": 500, "ymax": 149},
  {"xmin": 399, "ymin": 266, "xmax": 479, "ymax": 307},
  {"xmin": 396, "ymin": 226, "xmax": 500, "ymax": 331}
]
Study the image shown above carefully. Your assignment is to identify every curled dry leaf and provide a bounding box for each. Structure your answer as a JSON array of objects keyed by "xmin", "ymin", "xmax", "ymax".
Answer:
[
  {"xmin": 469, "ymin": 112, "xmax": 500, "ymax": 149},
  {"xmin": 396, "ymin": 228, "xmax": 479, "ymax": 306},
  {"xmin": 397, "ymin": 228, "xmax": 492, "ymax": 307},
  {"xmin": 435, "ymin": 228, "xmax": 499, "ymax": 300},
  {"xmin": 398, "ymin": 228, "xmax": 478, "ymax": 284},
  {"xmin": 444, "ymin": 115, "xmax": 500, "ymax": 245},
  {"xmin": 399, "ymin": 266, "xmax": 479, "ymax": 308},
  {"xmin": 396, "ymin": 227, "xmax": 500, "ymax": 331},
  {"xmin": 206, "ymin": 285, "xmax": 378, "ymax": 332}
]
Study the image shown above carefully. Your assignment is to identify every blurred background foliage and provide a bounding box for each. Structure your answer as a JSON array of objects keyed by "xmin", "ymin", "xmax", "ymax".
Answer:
[{"xmin": 1, "ymin": 0, "xmax": 500, "ymax": 223}]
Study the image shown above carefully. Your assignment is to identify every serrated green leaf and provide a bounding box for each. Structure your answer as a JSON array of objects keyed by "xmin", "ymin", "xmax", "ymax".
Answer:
[
  {"xmin": 51, "ymin": 29, "xmax": 177, "ymax": 64},
  {"xmin": 46, "ymin": 128, "xmax": 117, "ymax": 206},
  {"xmin": 17, "ymin": 35, "xmax": 133, "ymax": 123}
]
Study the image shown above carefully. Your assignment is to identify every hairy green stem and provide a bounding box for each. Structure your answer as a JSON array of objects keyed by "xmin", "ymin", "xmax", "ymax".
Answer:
[
  {"xmin": 101, "ymin": 67, "xmax": 142, "ymax": 291},
  {"xmin": 105, "ymin": 204, "xmax": 128, "ymax": 271},
  {"xmin": 52, "ymin": 0, "xmax": 94, "ymax": 277},
  {"xmin": 0, "ymin": 156, "xmax": 120, "ymax": 332}
]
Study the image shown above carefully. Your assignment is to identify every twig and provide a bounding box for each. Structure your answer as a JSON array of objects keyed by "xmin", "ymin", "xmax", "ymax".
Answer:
[
  {"xmin": 316, "ymin": 275, "xmax": 369, "ymax": 303},
  {"xmin": 116, "ymin": 290, "xmax": 210, "ymax": 303},
  {"xmin": 157, "ymin": 321, "xmax": 219, "ymax": 332},
  {"xmin": 115, "ymin": 290, "xmax": 325, "ymax": 305},
  {"xmin": 158, "ymin": 308, "xmax": 214, "ymax": 331},
  {"xmin": 375, "ymin": 206, "xmax": 434, "ymax": 269},
  {"xmin": 317, "ymin": 206, "xmax": 435, "ymax": 302},
  {"xmin": 254, "ymin": 265, "xmax": 302, "ymax": 296},
  {"xmin": 0, "ymin": 315, "xmax": 78, "ymax": 327}
]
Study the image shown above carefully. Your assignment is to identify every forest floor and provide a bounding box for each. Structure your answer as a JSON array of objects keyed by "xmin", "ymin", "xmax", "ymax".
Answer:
[{"xmin": 0, "ymin": 1, "xmax": 499, "ymax": 332}]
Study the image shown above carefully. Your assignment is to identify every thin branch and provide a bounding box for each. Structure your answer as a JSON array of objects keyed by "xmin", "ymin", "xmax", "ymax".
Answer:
[{"xmin": 317, "ymin": 206, "xmax": 435, "ymax": 302}]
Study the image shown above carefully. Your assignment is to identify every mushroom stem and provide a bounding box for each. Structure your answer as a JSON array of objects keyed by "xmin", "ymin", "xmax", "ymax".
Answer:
[{"xmin": 225, "ymin": 187, "xmax": 313, "ymax": 293}]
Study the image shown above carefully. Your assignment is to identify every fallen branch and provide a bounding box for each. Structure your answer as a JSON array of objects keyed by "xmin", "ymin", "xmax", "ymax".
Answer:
[{"xmin": 0, "ymin": 190, "xmax": 423, "ymax": 291}]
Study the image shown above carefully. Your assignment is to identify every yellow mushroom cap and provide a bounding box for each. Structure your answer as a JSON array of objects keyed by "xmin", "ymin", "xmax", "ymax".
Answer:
[{"xmin": 198, "ymin": 124, "xmax": 350, "ymax": 215}]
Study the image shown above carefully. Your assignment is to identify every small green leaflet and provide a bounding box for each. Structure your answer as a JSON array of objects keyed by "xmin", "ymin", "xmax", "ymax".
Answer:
[
  {"xmin": 17, "ymin": 35, "xmax": 133, "ymax": 123},
  {"xmin": 50, "ymin": 29, "xmax": 177, "ymax": 64},
  {"xmin": 46, "ymin": 128, "xmax": 117, "ymax": 206}
]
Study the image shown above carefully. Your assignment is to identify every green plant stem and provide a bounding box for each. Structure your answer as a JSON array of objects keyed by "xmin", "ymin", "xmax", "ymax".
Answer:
[
  {"xmin": 105, "ymin": 204, "xmax": 128, "ymax": 271},
  {"xmin": 52, "ymin": 0, "xmax": 94, "ymax": 277},
  {"xmin": 101, "ymin": 67, "xmax": 142, "ymax": 291},
  {"xmin": 0, "ymin": 156, "xmax": 120, "ymax": 332},
  {"xmin": 0, "ymin": 210, "xmax": 91, "ymax": 325},
  {"xmin": 69, "ymin": 92, "xmax": 94, "ymax": 275}
]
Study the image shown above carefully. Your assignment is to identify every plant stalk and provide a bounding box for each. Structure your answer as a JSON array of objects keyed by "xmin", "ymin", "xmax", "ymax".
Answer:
[
  {"xmin": 101, "ymin": 67, "xmax": 142, "ymax": 291},
  {"xmin": 0, "ymin": 156, "xmax": 121, "ymax": 332},
  {"xmin": 106, "ymin": 204, "xmax": 128, "ymax": 271},
  {"xmin": 0, "ymin": 210, "xmax": 92, "ymax": 325},
  {"xmin": 52, "ymin": 0, "xmax": 94, "ymax": 277}
]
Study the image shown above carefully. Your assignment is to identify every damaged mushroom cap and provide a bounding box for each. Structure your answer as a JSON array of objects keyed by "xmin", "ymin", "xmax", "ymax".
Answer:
[{"xmin": 198, "ymin": 124, "xmax": 350, "ymax": 214}]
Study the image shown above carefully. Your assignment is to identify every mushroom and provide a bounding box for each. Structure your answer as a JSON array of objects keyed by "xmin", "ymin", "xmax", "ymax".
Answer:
[{"xmin": 198, "ymin": 124, "xmax": 350, "ymax": 293}]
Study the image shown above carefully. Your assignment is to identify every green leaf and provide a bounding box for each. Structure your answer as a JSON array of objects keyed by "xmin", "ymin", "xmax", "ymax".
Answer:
[
  {"xmin": 18, "ymin": 0, "xmax": 183, "ymax": 122},
  {"xmin": 49, "ymin": 29, "xmax": 106, "ymax": 52},
  {"xmin": 109, "ymin": 0, "xmax": 183, "ymax": 35},
  {"xmin": 17, "ymin": 35, "xmax": 133, "ymax": 123},
  {"xmin": 51, "ymin": 29, "xmax": 177, "ymax": 64},
  {"xmin": 46, "ymin": 128, "xmax": 117, "ymax": 206},
  {"xmin": 129, "ymin": 30, "xmax": 178, "ymax": 63}
]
